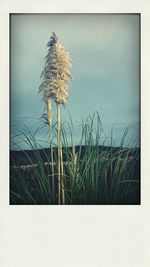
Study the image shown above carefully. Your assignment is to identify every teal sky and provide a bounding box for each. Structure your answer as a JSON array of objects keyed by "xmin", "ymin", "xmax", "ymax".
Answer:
[{"xmin": 11, "ymin": 14, "xmax": 140, "ymax": 149}]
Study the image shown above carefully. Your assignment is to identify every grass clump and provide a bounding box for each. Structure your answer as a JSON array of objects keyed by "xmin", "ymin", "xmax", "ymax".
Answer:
[{"xmin": 10, "ymin": 112, "xmax": 140, "ymax": 205}]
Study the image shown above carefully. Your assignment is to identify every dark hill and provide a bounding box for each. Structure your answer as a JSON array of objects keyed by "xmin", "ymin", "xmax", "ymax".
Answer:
[{"xmin": 10, "ymin": 145, "xmax": 139, "ymax": 166}]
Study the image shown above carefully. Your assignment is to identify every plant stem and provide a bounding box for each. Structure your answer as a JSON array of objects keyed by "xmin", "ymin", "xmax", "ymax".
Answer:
[
  {"xmin": 60, "ymin": 141, "xmax": 65, "ymax": 204},
  {"xmin": 47, "ymin": 99, "xmax": 55, "ymax": 203},
  {"xmin": 57, "ymin": 103, "xmax": 61, "ymax": 204},
  {"xmin": 57, "ymin": 104, "xmax": 65, "ymax": 204}
]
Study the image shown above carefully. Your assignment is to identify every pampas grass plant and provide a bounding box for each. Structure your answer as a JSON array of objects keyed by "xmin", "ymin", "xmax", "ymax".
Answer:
[{"xmin": 39, "ymin": 32, "xmax": 72, "ymax": 204}]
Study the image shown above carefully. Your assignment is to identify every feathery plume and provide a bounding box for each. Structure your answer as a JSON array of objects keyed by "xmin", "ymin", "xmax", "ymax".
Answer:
[{"xmin": 39, "ymin": 32, "xmax": 72, "ymax": 105}]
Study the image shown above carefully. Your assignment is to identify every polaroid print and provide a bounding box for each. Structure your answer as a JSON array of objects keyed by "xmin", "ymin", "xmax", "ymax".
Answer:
[{"xmin": 10, "ymin": 14, "xmax": 140, "ymax": 205}]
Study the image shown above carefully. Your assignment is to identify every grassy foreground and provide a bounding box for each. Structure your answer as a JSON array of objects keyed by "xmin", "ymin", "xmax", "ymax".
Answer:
[{"xmin": 10, "ymin": 113, "xmax": 140, "ymax": 205}]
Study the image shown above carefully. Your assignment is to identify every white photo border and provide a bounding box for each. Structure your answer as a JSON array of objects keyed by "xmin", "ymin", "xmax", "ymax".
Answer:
[{"xmin": 0, "ymin": 1, "xmax": 150, "ymax": 267}]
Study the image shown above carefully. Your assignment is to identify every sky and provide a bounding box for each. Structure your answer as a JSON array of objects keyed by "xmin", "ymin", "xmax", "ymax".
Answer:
[{"xmin": 11, "ymin": 14, "xmax": 140, "ymax": 149}]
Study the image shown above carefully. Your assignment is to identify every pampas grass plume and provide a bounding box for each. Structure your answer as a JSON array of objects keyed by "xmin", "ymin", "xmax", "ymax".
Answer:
[{"xmin": 39, "ymin": 32, "xmax": 72, "ymax": 105}]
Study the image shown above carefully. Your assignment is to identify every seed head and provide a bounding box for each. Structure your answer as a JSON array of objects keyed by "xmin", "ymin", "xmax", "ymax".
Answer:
[{"xmin": 39, "ymin": 32, "xmax": 72, "ymax": 105}]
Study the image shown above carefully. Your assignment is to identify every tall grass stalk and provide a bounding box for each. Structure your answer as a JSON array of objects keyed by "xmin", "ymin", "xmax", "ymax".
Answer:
[
  {"xmin": 57, "ymin": 103, "xmax": 63, "ymax": 204},
  {"xmin": 39, "ymin": 32, "xmax": 72, "ymax": 204},
  {"xmin": 47, "ymin": 99, "xmax": 55, "ymax": 202}
]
